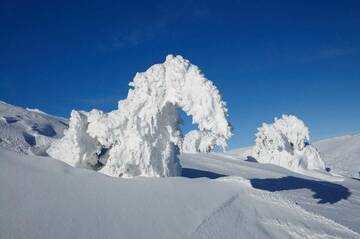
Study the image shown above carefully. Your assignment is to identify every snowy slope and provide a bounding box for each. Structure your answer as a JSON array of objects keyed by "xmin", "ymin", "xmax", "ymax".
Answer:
[
  {"xmin": 0, "ymin": 101, "xmax": 68, "ymax": 155},
  {"xmin": 1, "ymin": 148, "xmax": 360, "ymax": 239},
  {"xmin": 314, "ymin": 134, "xmax": 360, "ymax": 178},
  {"xmin": 229, "ymin": 134, "xmax": 360, "ymax": 179},
  {"xmin": 1, "ymin": 101, "xmax": 360, "ymax": 238}
]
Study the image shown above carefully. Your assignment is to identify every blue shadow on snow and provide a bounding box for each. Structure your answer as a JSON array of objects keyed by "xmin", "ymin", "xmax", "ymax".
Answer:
[
  {"xmin": 182, "ymin": 168, "xmax": 227, "ymax": 179},
  {"xmin": 250, "ymin": 176, "xmax": 351, "ymax": 204}
]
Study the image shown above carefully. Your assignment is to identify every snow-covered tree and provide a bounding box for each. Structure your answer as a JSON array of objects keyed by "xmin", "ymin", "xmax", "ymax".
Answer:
[
  {"xmin": 48, "ymin": 55, "xmax": 232, "ymax": 177},
  {"xmin": 47, "ymin": 110, "xmax": 103, "ymax": 169},
  {"xmin": 181, "ymin": 130, "xmax": 218, "ymax": 153},
  {"xmin": 251, "ymin": 115, "xmax": 325, "ymax": 172}
]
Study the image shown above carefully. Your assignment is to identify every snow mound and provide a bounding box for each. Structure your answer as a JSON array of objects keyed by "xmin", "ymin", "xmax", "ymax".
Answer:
[
  {"xmin": 0, "ymin": 101, "xmax": 68, "ymax": 155},
  {"xmin": 250, "ymin": 115, "xmax": 326, "ymax": 173},
  {"xmin": 48, "ymin": 55, "xmax": 232, "ymax": 177}
]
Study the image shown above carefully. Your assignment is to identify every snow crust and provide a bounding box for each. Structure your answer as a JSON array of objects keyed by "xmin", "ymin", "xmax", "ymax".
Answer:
[
  {"xmin": 251, "ymin": 115, "xmax": 326, "ymax": 173},
  {"xmin": 48, "ymin": 55, "xmax": 232, "ymax": 177}
]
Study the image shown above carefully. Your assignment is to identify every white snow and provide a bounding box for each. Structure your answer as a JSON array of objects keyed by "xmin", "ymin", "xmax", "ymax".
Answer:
[
  {"xmin": 181, "ymin": 130, "xmax": 218, "ymax": 153},
  {"xmin": 250, "ymin": 115, "xmax": 326, "ymax": 174},
  {"xmin": 48, "ymin": 55, "xmax": 232, "ymax": 177},
  {"xmin": 0, "ymin": 101, "xmax": 68, "ymax": 155},
  {"xmin": 314, "ymin": 134, "xmax": 360, "ymax": 178},
  {"xmin": 47, "ymin": 110, "xmax": 103, "ymax": 169},
  {"xmin": 1, "ymin": 148, "xmax": 359, "ymax": 239},
  {"xmin": 1, "ymin": 101, "xmax": 360, "ymax": 238}
]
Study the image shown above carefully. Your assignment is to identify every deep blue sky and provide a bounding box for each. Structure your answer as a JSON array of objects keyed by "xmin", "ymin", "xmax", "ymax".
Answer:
[{"xmin": 1, "ymin": 0, "xmax": 359, "ymax": 148}]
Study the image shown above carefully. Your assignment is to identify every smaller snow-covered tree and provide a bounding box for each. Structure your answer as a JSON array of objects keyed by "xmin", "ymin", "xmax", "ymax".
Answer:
[
  {"xmin": 251, "ymin": 115, "xmax": 325, "ymax": 172},
  {"xmin": 47, "ymin": 110, "xmax": 104, "ymax": 169}
]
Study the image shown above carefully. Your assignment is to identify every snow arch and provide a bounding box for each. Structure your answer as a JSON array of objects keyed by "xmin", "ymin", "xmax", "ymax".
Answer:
[
  {"xmin": 48, "ymin": 55, "xmax": 232, "ymax": 177},
  {"xmin": 181, "ymin": 130, "xmax": 219, "ymax": 153}
]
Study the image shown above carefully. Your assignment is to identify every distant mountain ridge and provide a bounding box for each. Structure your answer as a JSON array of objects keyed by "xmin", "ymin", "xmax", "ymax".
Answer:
[{"xmin": 0, "ymin": 101, "xmax": 68, "ymax": 155}]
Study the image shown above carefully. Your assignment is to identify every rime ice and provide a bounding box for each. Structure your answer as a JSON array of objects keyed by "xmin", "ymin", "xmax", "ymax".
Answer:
[
  {"xmin": 182, "ymin": 130, "xmax": 218, "ymax": 153},
  {"xmin": 48, "ymin": 55, "xmax": 232, "ymax": 177},
  {"xmin": 251, "ymin": 115, "xmax": 326, "ymax": 173}
]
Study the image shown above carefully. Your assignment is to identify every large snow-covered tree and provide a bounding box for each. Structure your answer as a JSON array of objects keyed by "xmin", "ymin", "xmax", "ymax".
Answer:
[
  {"xmin": 48, "ymin": 55, "xmax": 232, "ymax": 177},
  {"xmin": 251, "ymin": 115, "xmax": 325, "ymax": 172}
]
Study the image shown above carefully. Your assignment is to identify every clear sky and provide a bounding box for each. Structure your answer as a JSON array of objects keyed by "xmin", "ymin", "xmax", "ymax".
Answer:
[{"xmin": 1, "ymin": 0, "xmax": 359, "ymax": 149}]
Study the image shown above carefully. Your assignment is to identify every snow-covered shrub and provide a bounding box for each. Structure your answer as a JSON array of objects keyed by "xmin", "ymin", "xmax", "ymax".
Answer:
[
  {"xmin": 48, "ymin": 55, "xmax": 232, "ymax": 177},
  {"xmin": 251, "ymin": 115, "xmax": 325, "ymax": 172},
  {"xmin": 181, "ymin": 130, "xmax": 218, "ymax": 153}
]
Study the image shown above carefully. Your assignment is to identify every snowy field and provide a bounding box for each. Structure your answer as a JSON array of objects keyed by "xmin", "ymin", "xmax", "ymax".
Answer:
[
  {"xmin": 1, "ymin": 96, "xmax": 360, "ymax": 239},
  {"xmin": 2, "ymin": 1, "xmax": 359, "ymax": 238},
  {"xmin": 0, "ymin": 54, "xmax": 359, "ymax": 238},
  {"xmin": 1, "ymin": 148, "xmax": 360, "ymax": 239},
  {"xmin": 314, "ymin": 134, "xmax": 360, "ymax": 179}
]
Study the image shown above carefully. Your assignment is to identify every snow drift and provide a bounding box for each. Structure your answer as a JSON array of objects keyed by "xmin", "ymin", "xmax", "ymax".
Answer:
[
  {"xmin": 250, "ymin": 115, "xmax": 326, "ymax": 173},
  {"xmin": 48, "ymin": 55, "xmax": 232, "ymax": 177}
]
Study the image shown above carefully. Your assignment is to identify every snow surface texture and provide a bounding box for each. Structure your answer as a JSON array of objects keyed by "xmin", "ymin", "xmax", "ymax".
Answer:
[
  {"xmin": 48, "ymin": 55, "xmax": 232, "ymax": 177},
  {"xmin": 0, "ymin": 101, "xmax": 68, "ymax": 155},
  {"xmin": 315, "ymin": 134, "xmax": 360, "ymax": 178},
  {"xmin": 251, "ymin": 115, "xmax": 326, "ymax": 174},
  {"xmin": 1, "ymin": 148, "xmax": 359, "ymax": 239}
]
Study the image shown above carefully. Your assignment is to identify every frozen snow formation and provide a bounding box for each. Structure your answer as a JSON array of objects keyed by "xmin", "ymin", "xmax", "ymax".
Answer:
[
  {"xmin": 181, "ymin": 130, "xmax": 218, "ymax": 153},
  {"xmin": 47, "ymin": 110, "xmax": 103, "ymax": 169},
  {"xmin": 250, "ymin": 115, "xmax": 326, "ymax": 172},
  {"xmin": 48, "ymin": 55, "xmax": 232, "ymax": 177}
]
